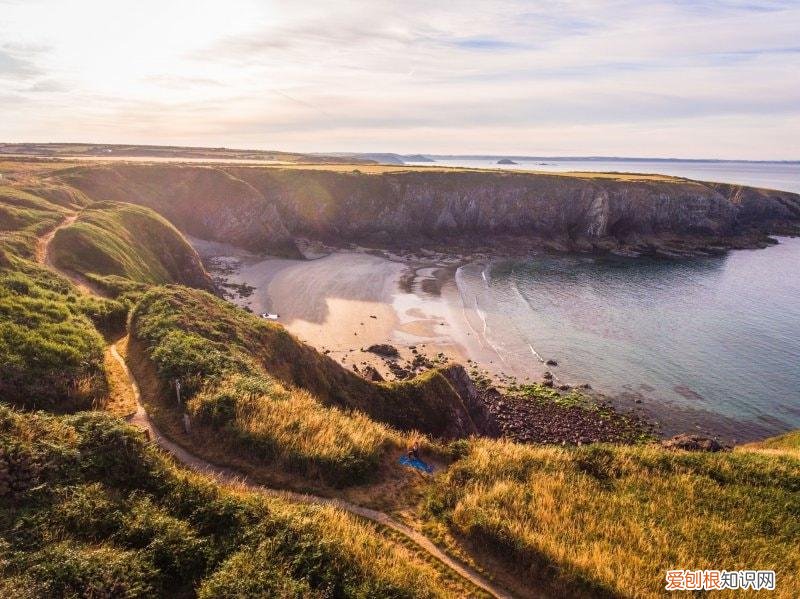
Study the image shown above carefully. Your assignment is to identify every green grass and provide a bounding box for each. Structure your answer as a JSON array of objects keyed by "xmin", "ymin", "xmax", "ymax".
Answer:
[
  {"xmin": 49, "ymin": 201, "xmax": 214, "ymax": 291},
  {"xmin": 0, "ymin": 266, "xmax": 128, "ymax": 412},
  {"xmin": 425, "ymin": 438, "xmax": 800, "ymax": 598},
  {"xmin": 0, "ymin": 186, "xmax": 68, "ymax": 259},
  {"xmin": 131, "ymin": 285, "xmax": 474, "ymax": 438},
  {"xmin": 0, "ymin": 184, "xmax": 128, "ymax": 412},
  {"xmin": 0, "ymin": 405, "xmax": 458, "ymax": 598},
  {"xmin": 130, "ymin": 286, "xmax": 464, "ymax": 486}
]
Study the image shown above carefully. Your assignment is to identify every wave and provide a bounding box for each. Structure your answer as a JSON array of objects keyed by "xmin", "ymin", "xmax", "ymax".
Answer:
[{"xmin": 455, "ymin": 265, "xmax": 509, "ymax": 365}]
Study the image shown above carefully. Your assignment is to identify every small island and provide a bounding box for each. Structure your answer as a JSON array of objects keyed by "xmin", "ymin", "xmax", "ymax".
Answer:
[{"xmin": 497, "ymin": 158, "xmax": 518, "ymax": 165}]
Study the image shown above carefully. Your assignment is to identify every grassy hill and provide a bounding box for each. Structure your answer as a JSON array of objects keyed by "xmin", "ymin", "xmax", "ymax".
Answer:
[
  {"xmin": 425, "ymin": 439, "xmax": 800, "ymax": 598},
  {"xmin": 0, "ymin": 406, "xmax": 460, "ymax": 598},
  {"xmin": 49, "ymin": 201, "xmax": 215, "ymax": 294},
  {"xmin": 0, "ymin": 185, "xmax": 127, "ymax": 411},
  {"xmin": 129, "ymin": 285, "xmax": 483, "ymax": 486}
]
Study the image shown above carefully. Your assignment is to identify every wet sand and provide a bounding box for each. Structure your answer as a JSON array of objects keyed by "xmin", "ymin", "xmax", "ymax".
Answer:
[{"xmin": 191, "ymin": 238, "xmax": 503, "ymax": 380}]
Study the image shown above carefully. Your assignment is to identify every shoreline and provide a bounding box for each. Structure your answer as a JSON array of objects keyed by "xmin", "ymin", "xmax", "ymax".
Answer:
[{"xmin": 190, "ymin": 237, "xmax": 790, "ymax": 445}]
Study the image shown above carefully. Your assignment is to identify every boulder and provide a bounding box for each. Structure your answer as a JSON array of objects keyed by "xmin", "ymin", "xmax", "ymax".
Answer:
[
  {"xmin": 362, "ymin": 365, "xmax": 384, "ymax": 382},
  {"xmin": 661, "ymin": 434, "xmax": 730, "ymax": 453},
  {"xmin": 366, "ymin": 343, "xmax": 399, "ymax": 357}
]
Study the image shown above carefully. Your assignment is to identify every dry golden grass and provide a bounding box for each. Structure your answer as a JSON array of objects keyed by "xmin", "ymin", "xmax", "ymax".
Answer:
[
  {"xmin": 739, "ymin": 430, "xmax": 800, "ymax": 459},
  {"xmin": 427, "ymin": 439, "xmax": 800, "ymax": 598},
  {"xmin": 189, "ymin": 372, "xmax": 406, "ymax": 486},
  {"xmin": 244, "ymin": 500, "xmax": 463, "ymax": 598}
]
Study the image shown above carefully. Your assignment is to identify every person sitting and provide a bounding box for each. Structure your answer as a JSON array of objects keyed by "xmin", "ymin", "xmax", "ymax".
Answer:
[{"xmin": 408, "ymin": 440, "xmax": 421, "ymax": 461}]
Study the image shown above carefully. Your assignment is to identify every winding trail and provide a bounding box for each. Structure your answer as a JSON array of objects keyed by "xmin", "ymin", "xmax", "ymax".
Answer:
[
  {"xmin": 36, "ymin": 214, "xmax": 77, "ymax": 265},
  {"xmin": 38, "ymin": 213, "xmax": 104, "ymax": 295},
  {"xmin": 39, "ymin": 215, "xmax": 515, "ymax": 599}
]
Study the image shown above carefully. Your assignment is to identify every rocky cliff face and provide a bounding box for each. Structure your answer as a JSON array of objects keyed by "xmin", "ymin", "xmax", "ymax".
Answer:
[{"xmin": 61, "ymin": 164, "xmax": 800, "ymax": 256}]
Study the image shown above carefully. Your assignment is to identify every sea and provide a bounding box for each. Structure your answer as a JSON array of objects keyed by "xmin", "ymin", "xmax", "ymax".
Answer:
[{"xmin": 409, "ymin": 158, "xmax": 800, "ymax": 441}]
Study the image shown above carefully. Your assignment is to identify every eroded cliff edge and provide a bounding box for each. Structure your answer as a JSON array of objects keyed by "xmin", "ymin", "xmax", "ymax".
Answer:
[{"xmin": 59, "ymin": 164, "xmax": 800, "ymax": 256}]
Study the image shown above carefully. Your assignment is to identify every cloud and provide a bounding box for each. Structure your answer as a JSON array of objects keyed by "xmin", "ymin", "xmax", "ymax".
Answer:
[
  {"xmin": 0, "ymin": 46, "xmax": 41, "ymax": 78},
  {"xmin": 0, "ymin": 0, "xmax": 798, "ymax": 159}
]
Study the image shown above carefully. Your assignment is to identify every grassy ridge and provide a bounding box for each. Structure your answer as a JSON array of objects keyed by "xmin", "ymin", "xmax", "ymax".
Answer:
[
  {"xmin": 131, "ymin": 286, "xmax": 408, "ymax": 486},
  {"xmin": 131, "ymin": 285, "xmax": 475, "ymax": 439},
  {"xmin": 742, "ymin": 430, "xmax": 800, "ymax": 458},
  {"xmin": 50, "ymin": 201, "xmax": 214, "ymax": 292},
  {"xmin": 0, "ymin": 186, "xmax": 69, "ymax": 260},
  {"xmin": 425, "ymin": 439, "xmax": 800, "ymax": 598},
  {"xmin": 129, "ymin": 286, "xmax": 477, "ymax": 486},
  {"xmin": 0, "ymin": 405, "xmax": 456, "ymax": 598},
  {"xmin": 0, "ymin": 186, "xmax": 128, "ymax": 412}
]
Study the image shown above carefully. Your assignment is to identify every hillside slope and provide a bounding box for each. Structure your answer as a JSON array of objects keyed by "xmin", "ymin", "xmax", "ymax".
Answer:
[
  {"xmin": 426, "ymin": 438, "xmax": 800, "ymax": 598},
  {"xmin": 0, "ymin": 406, "xmax": 463, "ymax": 598},
  {"xmin": 0, "ymin": 185, "xmax": 128, "ymax": 411},
  {"xmin": 127, "ymin": 286, "xmax": 493, "ymax": 487},
  {"xmin": 59, "ymin": 163, "xmax": 800, "ymax": 256},
  {"xmin": 49, "ymin": 202, "xmax": 215, "ymax": 293}
]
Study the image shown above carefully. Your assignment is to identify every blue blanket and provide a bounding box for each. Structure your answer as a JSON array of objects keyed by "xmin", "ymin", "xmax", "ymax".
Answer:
[{"xmin": 399, "ymin": 455, "xmax": 433, "ymax": 474}]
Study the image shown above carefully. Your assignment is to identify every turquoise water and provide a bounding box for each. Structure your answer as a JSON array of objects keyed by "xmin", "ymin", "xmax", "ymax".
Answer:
[
  {"xmin": 455, "ymin": 240, "xmax": 800, "ymax": 441},
  {"xmin": 447, "ymin": 160, "xmax": 800, "ymax": 441}
]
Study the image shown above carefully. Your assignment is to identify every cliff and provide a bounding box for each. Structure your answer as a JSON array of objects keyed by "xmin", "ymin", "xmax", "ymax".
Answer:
[{"xmin": 59, "ymin": 164, "xmax": 800, "ymax": 256}]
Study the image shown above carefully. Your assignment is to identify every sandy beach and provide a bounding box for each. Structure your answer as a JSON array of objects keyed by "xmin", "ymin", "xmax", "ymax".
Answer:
[{"xmin": 190, "ymin": 237, "xmax": 547, "ymax": 383}]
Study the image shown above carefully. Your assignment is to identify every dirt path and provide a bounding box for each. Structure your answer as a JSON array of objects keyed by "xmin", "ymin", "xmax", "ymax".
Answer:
[
  {"xmin": 36, "ymin": 218, "xmax": 514, "ymax": 599},
  {"xmin": 111, "ymin": 342, "xmax": 512, "ymax": 599},
  {"xmin": 36, "ymin": 213, "xmax": 76, "ymax": 265},
  {"xmin": 37, "ymin": 213, "xmax": 103, "ymax": 295}
]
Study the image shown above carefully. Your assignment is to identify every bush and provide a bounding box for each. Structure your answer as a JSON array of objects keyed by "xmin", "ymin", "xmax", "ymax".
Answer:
[{"xmin": 21, "ymin": 542, "xmax": 159, "ymax": 599}]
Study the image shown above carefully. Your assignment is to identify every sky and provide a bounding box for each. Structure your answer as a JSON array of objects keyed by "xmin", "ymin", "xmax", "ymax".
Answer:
[{"xmin": 1, "ymin": 0, "xmax": 799, "ymax": 159}]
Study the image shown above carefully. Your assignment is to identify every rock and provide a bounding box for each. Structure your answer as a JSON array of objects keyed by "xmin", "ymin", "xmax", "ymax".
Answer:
[
  {"xmin": 362, "ymin": 365, "xmax": 384, "ymax": 382},
  {"xmin": 366, "ymin": 343, "xmax": 399, "ymax": 357},
  {"xmin": 558, "ymin": 384, "xmax": 570, "ymax": 391},
  {"xmin": 440, "ymin": 364, "xmax": 501, "ymax": 437},
  {"xmin": 546, "ymin": 359, "xmax": 558, "ymax": 366},
  {"xmin": 660, "ymin": 433, "xmax": 730, "ymax": 453},
  {"xmin": 543, "ymin": 371, "xmax": 553, "ymax": 379}
]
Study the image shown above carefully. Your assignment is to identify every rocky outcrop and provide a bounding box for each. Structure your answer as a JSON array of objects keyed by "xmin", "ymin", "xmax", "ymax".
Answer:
[
  {"xmin": 661, "ymin": 433, "xmax": 731, "ymax": 452},
  {"xmin": 60, "ymin": 164, "xmax": 800, "ymax": 256},
  {"xmin": 439, "ymin": 364, "xmax": 500, "ymax": 437},
  {"xmin": 366, "ymin": 343, "xmax": 399, "ymax": 357}
]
